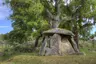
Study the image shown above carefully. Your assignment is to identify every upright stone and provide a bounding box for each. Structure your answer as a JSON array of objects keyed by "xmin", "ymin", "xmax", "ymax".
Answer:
[{"xmin": 49, "ymin": 34, "xmax": 61, "ymax": 55}]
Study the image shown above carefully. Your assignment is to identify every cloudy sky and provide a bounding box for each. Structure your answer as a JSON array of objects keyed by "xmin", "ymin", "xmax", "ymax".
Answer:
[{"xmin": 0, "ymin": 0, "xmax": 13, "ymax": 34}]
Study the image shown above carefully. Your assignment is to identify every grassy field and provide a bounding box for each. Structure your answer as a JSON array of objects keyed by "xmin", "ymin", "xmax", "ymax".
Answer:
[
  {"xmin": 0, "ymin": 48, "xmax": 96, "ymax": 64},
  {"xmin": 0, "ymin": 53, "xmax": 96, "ymax": 64},
  {"xmin": 0, "ymin": 40, "xmax": 96, "ymax": 64}
]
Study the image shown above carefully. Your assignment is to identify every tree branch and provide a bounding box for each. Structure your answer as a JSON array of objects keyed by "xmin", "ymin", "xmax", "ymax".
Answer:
[{"xmin": 46, "ymin": 9, "xmax": 54, "ymax": 19}]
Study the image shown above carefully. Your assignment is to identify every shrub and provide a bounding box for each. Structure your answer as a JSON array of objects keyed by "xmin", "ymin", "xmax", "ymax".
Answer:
[
  {"xmin": 13, "ymin": 42, "xmax": 34, "ymax": 53},
  {"xmin": 3, "ymin": 46, "xmax": 14, "ymax": 57}
]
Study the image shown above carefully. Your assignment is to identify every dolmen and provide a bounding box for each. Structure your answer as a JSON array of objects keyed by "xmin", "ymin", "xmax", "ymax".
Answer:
[{"xmin": 39, "ymin": 28, "xmax": 80, "ymax": 56}]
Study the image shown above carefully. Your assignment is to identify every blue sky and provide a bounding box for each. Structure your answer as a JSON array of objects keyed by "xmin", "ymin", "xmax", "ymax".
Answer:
[{"xmin": 0, "ymin": 0, "xmax": 13, "ymax": 34}]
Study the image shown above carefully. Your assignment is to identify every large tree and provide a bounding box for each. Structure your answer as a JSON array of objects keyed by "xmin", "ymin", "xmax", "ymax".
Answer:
[
  {"xmin": 59, "ymin": 0, "xmax": 96, "ymax": 48},
  {"xmin": 5, "ymin": 0, "xmax": 49, "ymax": 45},
  {"xmin": 5, "ymin": 0, "xmax": 96, "ymax": 50}
]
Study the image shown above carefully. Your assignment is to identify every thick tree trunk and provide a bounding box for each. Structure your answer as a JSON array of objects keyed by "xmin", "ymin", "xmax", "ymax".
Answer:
[
  {"xmin": 51, "ymin": 20, "xmax": 60, "ymax": 28},
  {"xmin": 45, "ymin": 0, "xmax": 61, "ymax": 29}
]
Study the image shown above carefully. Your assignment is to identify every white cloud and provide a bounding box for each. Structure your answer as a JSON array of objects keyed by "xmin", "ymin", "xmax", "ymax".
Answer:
[{"xmin": 0, "ymin": 26, "xmax": 9, "ymax": 28}]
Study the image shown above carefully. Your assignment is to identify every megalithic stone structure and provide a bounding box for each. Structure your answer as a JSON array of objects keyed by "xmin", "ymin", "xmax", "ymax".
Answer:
[{"xmin": 39, "ymin": 28, "xmax": 80, "ymax": 56}]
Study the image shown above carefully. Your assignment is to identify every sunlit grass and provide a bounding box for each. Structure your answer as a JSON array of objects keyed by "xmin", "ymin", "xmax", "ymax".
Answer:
[{"xmin": 0, "ymin": 54, "xmax": 96, "ymax": 64}]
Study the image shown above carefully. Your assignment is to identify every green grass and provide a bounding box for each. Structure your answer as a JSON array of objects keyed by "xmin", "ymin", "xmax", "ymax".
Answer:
[
  {"xmin": 0, "ymin": 54, "xmax": 96, "ymax": 64},
  {"xmin": 0, "ymin": 40, "xmax": 96, "ymax": 64},
  {"xmin": 0, "ymin": 50, "xmax": 96, "ymax": 64}
]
